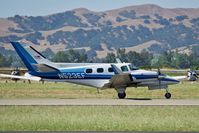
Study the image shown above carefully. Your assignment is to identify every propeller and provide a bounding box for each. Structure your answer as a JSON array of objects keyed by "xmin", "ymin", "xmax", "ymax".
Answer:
[
  {"xmin": 158, "ymin": 68, "xmax": 161, "ymax": 89},
  {"xmin": 158, "ymin": 68, "xmax": 161, "ymax": 75},
  {"xmin": 157, "ymin": 68, "xmax": 165, "ymax": 89}
]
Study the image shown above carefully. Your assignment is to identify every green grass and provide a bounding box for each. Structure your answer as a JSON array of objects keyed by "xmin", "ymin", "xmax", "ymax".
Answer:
[
  {"xmin": 1, "ymin": 71, "xmax": 198, "ymax": 132},
  {"xmin": 0, "ymin": 106, "xmax": 198, "ymax": 131},
  {"xmin": 0, "ymin": 80, "xmax": 199, "ymax": 99},
  {"xmin": 164, "ymin": 72, "xmax": 186, "ymax": 76}
]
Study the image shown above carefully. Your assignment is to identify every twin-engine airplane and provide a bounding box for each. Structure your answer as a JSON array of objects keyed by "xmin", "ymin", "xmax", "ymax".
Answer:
[{"xmin": 0, "ymin": 42, "xmax": 186, "ymax": 99}]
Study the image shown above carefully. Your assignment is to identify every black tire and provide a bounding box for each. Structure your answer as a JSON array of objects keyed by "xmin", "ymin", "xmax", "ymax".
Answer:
[
  {"xmin": 118, "ymin": 92, "xmax": 126, "ymax": 99},
  {"xmin": 165, "ymin": 92, "xmax": 171, "ymax": 99}
]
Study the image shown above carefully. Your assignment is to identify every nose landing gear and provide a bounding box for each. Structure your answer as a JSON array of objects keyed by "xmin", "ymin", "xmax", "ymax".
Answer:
[
  {"xmin": 165, "ymin": 92, "xmax": 171, "ymax": 99},
  {"xmin": 165, "ymin": 88, "xmax": 171, "ymax": 99}
]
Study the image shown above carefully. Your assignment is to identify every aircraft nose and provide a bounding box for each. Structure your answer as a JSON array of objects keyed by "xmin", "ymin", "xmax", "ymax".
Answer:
[{"xmin": 165, "ymin": 77, "xmax": 180, "ymax": 84}]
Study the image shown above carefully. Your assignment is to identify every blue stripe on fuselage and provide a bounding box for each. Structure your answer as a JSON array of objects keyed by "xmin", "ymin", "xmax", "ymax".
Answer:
[
  {"xmin": 30, "ymin": 69, "xmax": 179, "ymax": 84},
  {"xmin": 31, "ymin": 72, "xmax": 157, "ymax": 80},
  {"xmin": 131, "ymin": 74, "xmax": 158, "ymax": 79}
]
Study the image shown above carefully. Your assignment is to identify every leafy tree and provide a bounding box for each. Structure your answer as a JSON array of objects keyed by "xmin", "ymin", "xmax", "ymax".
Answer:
[
  {"xmin": 0, "ymin": 53, "xmax": 12, "ymax": 67},
  {"xmin": 139, "ymin": 49, "xmax": 153, "ymax": 68},
  {"xmin": 105, "ymin": 53, "xmax": 116, "ymax": 63},
  {"xmin": 116, "ymin": 48, "xmax": 127, "ymax": 62},
  {"xmin": 126, "ymin": 51, "xmax": 141, "ymax": 65},
  {"xmin": 52, "ymin": 49, "xmax": 87, "ymax": 63},
  {"xmin": 52, "ymin": 51, "xmax": 69, "ymax": 62}
]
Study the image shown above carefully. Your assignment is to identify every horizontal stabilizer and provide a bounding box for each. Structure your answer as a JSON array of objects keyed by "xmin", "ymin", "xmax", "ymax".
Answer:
[
  {"xmin": 0, "ymin": 74, "xmax": 41, "ymax": 81},
  {"xmin": 116, "ymin": 58, "xmax": 122, "ymax": 63},
  {"xmin": 32, "ymin": 64, "xmax": 59, "ymax": 72}
]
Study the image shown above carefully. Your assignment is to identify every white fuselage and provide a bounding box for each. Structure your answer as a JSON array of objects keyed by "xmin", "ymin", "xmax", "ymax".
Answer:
[{"xmin": 41, "ymin": 63, "xmax": 179, "ymax": 89}]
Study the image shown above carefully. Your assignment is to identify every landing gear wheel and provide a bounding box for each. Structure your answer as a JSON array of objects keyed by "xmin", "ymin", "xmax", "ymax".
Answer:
[
  {"xmin": 165, "ymin": 92, "xmax": 171, "ymax": 99},
  {"xmin": 118, "ymin": 92, "xmax": 126, "ymax": 99}
]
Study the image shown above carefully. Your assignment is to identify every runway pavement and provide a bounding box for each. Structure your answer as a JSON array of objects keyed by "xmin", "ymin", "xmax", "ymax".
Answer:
[{"xmin": 0, "ymin": 99, "xmax": 199, "ymax": 106}]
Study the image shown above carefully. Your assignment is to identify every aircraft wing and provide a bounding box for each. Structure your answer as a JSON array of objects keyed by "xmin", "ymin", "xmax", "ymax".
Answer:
[
  {"xmin": 111, "ymin": 73, "xmax": 132, "ymax": 87},
  {"xmin": 0, "ymin": 74, "xmax": 41, "ymax": 81},
  {"xmin": 102, "ymin": 73, "xmax": 132, "ymax": 89},
  {"xmin": 102, "ymin": 64, "xmax": 134, "ymax": 89},
  {"xmin": 32, "ymin": 64, "xmax": 59, "ymax": 72}
]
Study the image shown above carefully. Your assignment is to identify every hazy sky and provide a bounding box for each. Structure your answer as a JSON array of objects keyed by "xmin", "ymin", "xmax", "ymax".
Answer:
[{"xmin": 0, "ymin": 0, "xmax": 199, "ymax": 18}]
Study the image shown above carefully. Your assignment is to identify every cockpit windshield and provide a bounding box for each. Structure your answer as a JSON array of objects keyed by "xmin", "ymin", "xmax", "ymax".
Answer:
[
  {"xmin": 128, "ymin": 64, "xmax": 139, "ymax": 71},
  {"xmin": 121, "ymin": 65, "xmax": 129, "ymax": 72}
]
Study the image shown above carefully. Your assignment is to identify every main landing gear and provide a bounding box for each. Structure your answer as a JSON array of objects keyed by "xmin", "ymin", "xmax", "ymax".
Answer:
[
  {"xmin": 116, "ymin": 88, "xmax": 126, "ymax": 99},
  {"xmin": 165, "ymin": 92, "xmax": 171, "ymax": 99},
  {"xmin": 165, "ymin": 88, "xmax": 171, "ymax": 99},
  {"xmin": 118, "ymin": 92, "xmax": 126, "ymax": 99}
]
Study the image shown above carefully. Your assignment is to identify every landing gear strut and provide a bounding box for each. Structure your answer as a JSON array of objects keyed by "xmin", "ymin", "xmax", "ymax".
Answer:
[
  {"xmin": 118, "ymin": 92, "xmax": 126, "ymax": 99},
  {"xmin": 165, "ymin": 88, "xmax": 171, "ymax": 99}
]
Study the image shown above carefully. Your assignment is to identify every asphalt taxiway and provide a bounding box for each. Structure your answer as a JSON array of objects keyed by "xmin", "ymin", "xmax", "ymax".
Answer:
[{"xmin": 0, "ymin": 99, "xmax": 199, "ymax": 106}]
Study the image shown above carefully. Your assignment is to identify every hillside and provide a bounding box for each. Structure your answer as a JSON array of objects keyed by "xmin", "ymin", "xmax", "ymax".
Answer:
[{"xmin": 0, "ymin": 4, "xmax": 199, "ymax": 58}]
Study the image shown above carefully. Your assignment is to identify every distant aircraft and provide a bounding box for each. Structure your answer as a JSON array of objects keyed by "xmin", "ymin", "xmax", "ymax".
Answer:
[
  {"xmin": 187, "ymin": 70, "xmax": 198, "ymax": 81},
  {"xmin": 0, "ymin": 42, "xmax": 187, "ymax": 99}
]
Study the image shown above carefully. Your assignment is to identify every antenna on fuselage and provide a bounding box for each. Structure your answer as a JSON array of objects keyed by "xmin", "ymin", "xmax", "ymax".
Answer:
[{"xmin": 116, "ymin": 58, "xmax": 122, "ymax": 63}]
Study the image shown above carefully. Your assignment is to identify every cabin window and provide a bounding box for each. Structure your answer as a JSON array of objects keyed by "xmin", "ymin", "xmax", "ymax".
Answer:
[
  {"xmin": 121, "ymin": 65, "xmax": 129, "ymax": 72},
  {"xmin": 108, "ymin": 67, "xmax": 113, "ymax": 72},
  {"xmin": 86, "ymin": 69, "xmax": 92, "ymax": 73},
  {"xmin": 97, "ymin": 68, "xmax": 104, "ymax": 73}
]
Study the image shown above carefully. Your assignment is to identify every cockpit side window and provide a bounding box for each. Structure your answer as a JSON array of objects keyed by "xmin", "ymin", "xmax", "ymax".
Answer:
[
  {"xmin": 128, "ymin": 64, "xmax": 138, "ymax": 71},
  {"xmin": 121, "ymin": 65, "xmax": 129, "ymax": 72}
]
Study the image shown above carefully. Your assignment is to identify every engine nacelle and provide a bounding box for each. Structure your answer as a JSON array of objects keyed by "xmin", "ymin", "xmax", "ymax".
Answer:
[{"xmin": 148, "ymin": 85, "xmax": 168, "ymax": 90}]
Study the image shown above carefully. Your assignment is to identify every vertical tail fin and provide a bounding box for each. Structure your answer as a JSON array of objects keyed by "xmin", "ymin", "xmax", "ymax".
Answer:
[{"xmin": 11, "ymin": 42, "xmax": 54, "ymax": 72}]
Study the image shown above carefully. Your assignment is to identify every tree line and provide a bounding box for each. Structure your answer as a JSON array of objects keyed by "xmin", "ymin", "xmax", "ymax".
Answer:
[{"xmin": 0, "ymin": 48, "xmax": 199, "ymax": 70}]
